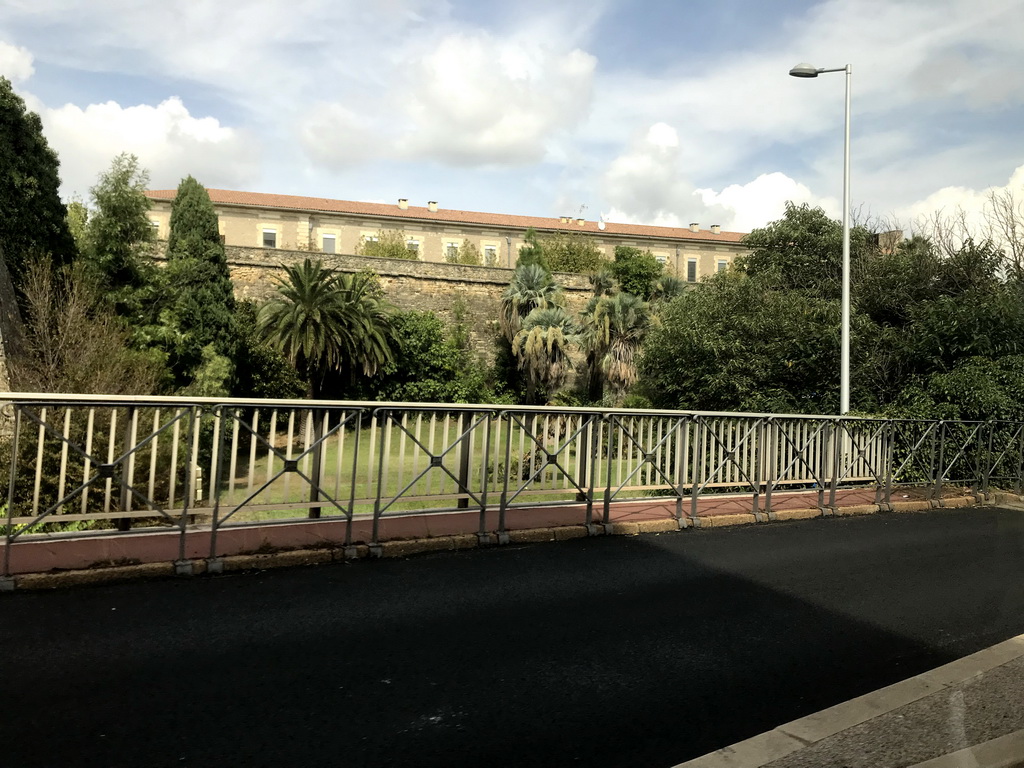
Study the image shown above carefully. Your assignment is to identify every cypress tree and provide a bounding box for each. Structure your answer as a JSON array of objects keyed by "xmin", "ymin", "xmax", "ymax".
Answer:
[
  {"xmin": 161, "ymin": 177, "xmax": 237, "ymax": 385},
  {"xmin": 0, "ymin": 76, "xmax": 76, "ymax": 284}
]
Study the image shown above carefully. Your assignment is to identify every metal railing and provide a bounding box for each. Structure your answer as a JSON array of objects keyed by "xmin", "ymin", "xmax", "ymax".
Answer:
[{"xmin": 2, "ymin": 393, "xmax": 1021, "ymax": 574}]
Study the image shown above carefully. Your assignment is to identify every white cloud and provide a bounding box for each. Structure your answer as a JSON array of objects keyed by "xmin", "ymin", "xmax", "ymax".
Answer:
[
  {"xmin": 0, "ymin": 40, "xmax": 33, "ymax": 82},
  {"xmin": 697, "ymin": 174, "xmax": 837, "ymax": 232},
  {"xmin": 896, "ymin": 164, "xmax": 1024, "ymax": 243},
  {"xmin": 400, "ymin": 32, "xmax": 596, "ymax": 165},
  {"xmin": 39, "ymin": 96, "xmax": 258, "ymax": 197}
]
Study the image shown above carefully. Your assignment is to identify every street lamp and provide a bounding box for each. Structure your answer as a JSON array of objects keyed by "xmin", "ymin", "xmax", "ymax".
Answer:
[{"xmin": 790, "ymin": 62, "xmax": 852, "ymax": 415}]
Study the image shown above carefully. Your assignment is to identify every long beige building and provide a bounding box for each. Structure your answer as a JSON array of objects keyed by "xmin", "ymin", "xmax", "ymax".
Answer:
[{"xmin": 144, "ymin": 189, "xmax": 748, "ymax": 280}]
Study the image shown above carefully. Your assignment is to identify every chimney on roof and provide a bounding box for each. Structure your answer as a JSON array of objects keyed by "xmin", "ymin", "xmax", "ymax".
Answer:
[
  {"xmin": 710, "ymin": 224, "xmax": 721, "ymax": 234},
  {"xmin": 689, "ymin": 222, "xmax": 700, "ymax": 233},
  {"xmin": 398, "ymin": 198, "xmax": 409, "ymax": 210},
  {"xmin": 576, "ymin": 217, "xmax": 585, "ymax": 226},
  {"xmin": 427, "ymin": 201, "xmax": 438, "ymax": 212},
  {"xmin": 559, "ymin": 215, "xmax": 569, "ymax": 223}
]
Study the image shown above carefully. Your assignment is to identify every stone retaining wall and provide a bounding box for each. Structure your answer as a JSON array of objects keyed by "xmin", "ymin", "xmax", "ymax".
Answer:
[{"xmin": 220, "ymin": 245, "xmax": 594, "ymax": 358}]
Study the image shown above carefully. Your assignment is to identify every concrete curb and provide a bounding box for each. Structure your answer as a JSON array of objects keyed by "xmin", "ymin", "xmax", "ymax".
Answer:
[
  {"xmin": 673, "ymin": 633, "xmax": 1024, "ymax": 768},
  {"xmin": 907, "ymin": 728, "xmax": 1024, "ymax": 768},
  {"xmin": 2, "ymin": 494, "xmax": 1009, "ymax": 591}
]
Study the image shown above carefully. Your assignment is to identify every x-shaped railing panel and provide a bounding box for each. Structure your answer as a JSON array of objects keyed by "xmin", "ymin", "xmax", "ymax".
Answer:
[{"xmin": 211, "ymin": 407, "xmax": 362, "ymax": 527}]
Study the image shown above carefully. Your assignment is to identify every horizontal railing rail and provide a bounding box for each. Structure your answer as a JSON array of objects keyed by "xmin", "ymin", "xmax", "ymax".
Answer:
[{"xmin": 3, "ymin": 393, "xmax": 1022, "ymax": 575}]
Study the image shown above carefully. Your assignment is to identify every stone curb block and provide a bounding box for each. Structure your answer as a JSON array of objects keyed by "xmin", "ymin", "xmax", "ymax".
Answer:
[
  {"xmin": 938, "ymin": 495, "xmax": 976, "ymax": 508},
  {"xmin": 773, "ymin": 508, "xmax": 821, "ymax": 522},
  {"xmin": 377, "ymin": 537, "xmax": 459, "ymax": 557},
  {"xmin": 834, "ymin": 504, "xmax": 880, "ymax": 516},
  {"xmin": 15, "ymin": 561, "xmax": 176, "ymax": 590},
  {"xmin": 219, "ymin": 548, "xmax": 334, "ymax": 572},
  {"xmin": 635, "ymin": 519, "xmax": 683, "ymax": 534},
  {"xmin": 705, "ymin": 513, "xmax": 757, "ymax": 528},
  {"xmin": 553, "ymin": 526, "xmax": 589, "ymax": 541},
  {"xmin": 608, "ymin": 522, "xmax": 640, "ymax": 535},
  {"xmin": 506, "ymin": 528, "xmax": 556, "ymax": 544},
  {"xmin": 889, "ymin": 500, "xmax": 933, "ymax": 513}
]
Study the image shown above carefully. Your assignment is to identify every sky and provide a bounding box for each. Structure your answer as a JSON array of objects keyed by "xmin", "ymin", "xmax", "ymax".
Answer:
[{"xmin": 1, "ymin": 0, "xmax": 1023, "ymax": 235}]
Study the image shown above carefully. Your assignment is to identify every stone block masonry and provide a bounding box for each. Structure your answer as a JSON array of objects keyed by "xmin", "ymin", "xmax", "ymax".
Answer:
[{"xmin": 220, "ymin": 245, "xmax": 594, "ymax": 359}]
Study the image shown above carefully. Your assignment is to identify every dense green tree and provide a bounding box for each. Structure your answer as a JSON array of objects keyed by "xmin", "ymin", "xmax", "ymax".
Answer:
[
  {"xmin": 516, "ymin": 227, "xmax": 547, "ymax": 269},
  {"xmin": 0, "ymin": 77, "xmax": 76, "ymax": 285},
  {"xmin": 355, "ymin": 230, "xmax": 418, "ymax": 260},
  {"xmin": 446, "ymin": 238, "xmax": 482, "ymax": 266},
  {"xmin": 232, "ymin": 301, "xmax": 306, "ymax": 399},
  {"xmin": 258, "ymin": 259, "xmax": 396, "ymax": 398},
  {"xmin": 740, "ymin": 201, "xmax": 876, "ymax": 299},
  {"xmin": 85, "ymin": 153, "xmax": 155, "ymax": 290},
  {"xmin": 512, "ymin": 306, "xmax": 579, "ymax": 404},
  {"xmin": 65, "ymin": 198, "xmax": 89, "ymax": 256},
  {"xmin": 609, "ymin": 246, "xmax": 663, "ymax": 300},
  {"xmin": 350, "ymin": 309, "xmax": 503, "ymax": 403},
  {"xmin": 637, "ymin": 270, "xmax": 840, "ymax": 413},
  {"xmin": 543, "ymin": 232, "xmax": 606, "ymax": 273}
]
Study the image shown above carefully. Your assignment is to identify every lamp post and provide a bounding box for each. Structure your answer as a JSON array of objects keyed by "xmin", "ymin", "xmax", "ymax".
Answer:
[{"xmin": 790, "ymin": 62, "xmax": 851, "ymax": 415}]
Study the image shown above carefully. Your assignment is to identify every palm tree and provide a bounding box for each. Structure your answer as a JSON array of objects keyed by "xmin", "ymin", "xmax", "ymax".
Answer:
[
  {"xmin": 499, "ymin": 263, "xmax": 563, "ymax": 343},
  {"xmin": 650, "ymin": 274, "xmax": 686, "ymax": 303},
  {"xmin": 598, "ymin": 292, "xmax": 652, "ymax": 402},
  {"xmin": 257, "ymin": 258, "xmax": 395, "ymax": 398},
  {"xmin": 512, "ymin": 306, "xmax": 579, "ymax": 404},
  {"xmin": 581, "ymin": 292, "xmax": 652, "ymax": 404}
]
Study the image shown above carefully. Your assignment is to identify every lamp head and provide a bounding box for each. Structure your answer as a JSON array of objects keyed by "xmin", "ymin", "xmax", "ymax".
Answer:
[{"xmin": 789, "ymin": 62, "xmax": 819, "ymax": 78}]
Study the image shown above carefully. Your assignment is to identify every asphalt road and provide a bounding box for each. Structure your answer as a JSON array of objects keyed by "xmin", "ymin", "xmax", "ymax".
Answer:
[{"xmin": 3, "ymin": 507, "xmax": 1024, "ymax": 768}]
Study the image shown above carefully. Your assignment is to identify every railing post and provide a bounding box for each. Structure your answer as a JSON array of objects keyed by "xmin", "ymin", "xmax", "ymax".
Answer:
[
  {"xmin": 932, "ymin": 421, "xmax": 946, "ymax": 502},
  {"xmin": 826, "ymin": 419, "xmax": 840, "ymax": 515},
  {"xmin": 2, "ymin": 406, "xmax": 22, "ymax": 583},
  {"xmin": 116, "ymin": 406, "xmax": 135, "ymax": 532},
  {"xmin": 457, "ymin": 411, "xmax": 472, "ymax": 510},
  {"xmin": 175, "ymin": 406, "xmax": 198, "ymax": 575},
  {"xmin": 207, "ymin": 406, "xmax": 229, "ymax": 566},
  {"xmin": 306, "ymin": 408, "xmax": 324, "ymax": 519},
  {"xmin": 673, "ymin": 417, "xmax": 686, "ymax": 527},
  {"xmin": 763, "ymin": 418, "xmax": 776, "ymax": 521},
  {"xmin": 583, "ymin": 414, "xmax": 599, "ymax": 530},
  {"xmin": 981, "ymin": 421, "xmax": 994, "ymax": 498},
  {"xmin": 477, "ymin": 412, "xmax": 492, "ymax": 538},
  {"xmin": 370, "ymin": 410, "xmax": 387, "ymax": 553},
  {"xmin": 752, "ymin": 418, "xmax": 764, "ymax": 521},
  {"xmin": 883, "ymin": 420, "xmax": 895, "ymax": 509},
  {"xmin": 689, "ymin": 417, "xmax": 703, "ymax": 526}
]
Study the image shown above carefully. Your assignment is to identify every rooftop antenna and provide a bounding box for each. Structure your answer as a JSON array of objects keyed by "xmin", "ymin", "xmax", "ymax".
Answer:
[{"xmin": 597, "ymin": 213, "xmax": 606, "ymax": 231}]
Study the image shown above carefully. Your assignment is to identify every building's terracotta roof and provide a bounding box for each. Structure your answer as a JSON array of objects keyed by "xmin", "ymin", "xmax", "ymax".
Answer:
[{"xmin": 145, "ymin": 188, "xmax": 747, "ymax": 244}]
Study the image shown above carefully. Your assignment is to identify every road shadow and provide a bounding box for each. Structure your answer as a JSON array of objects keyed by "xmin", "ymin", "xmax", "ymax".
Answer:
[{"xmin": 2, "ymin": 507, "xmax": 1024, "ymax": 768}]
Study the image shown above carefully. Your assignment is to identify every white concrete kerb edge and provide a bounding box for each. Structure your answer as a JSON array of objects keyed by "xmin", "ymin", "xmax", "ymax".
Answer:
[{"xmin": 673, "ymin": 633, "xmax": 1024, "ymax": 768}]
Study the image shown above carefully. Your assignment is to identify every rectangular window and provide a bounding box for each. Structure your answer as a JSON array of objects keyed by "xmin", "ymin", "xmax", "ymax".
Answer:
[
  {"xmin": 149, "ymin": 219, "xmax": 160, "ymax": 232},
  {"xmin": 717, "ymin": 260, "xmax": 728, "ymax": 273},
  {"xmin": 687, "ymin": 258, "xmax": 698, "ymax": 282},
  {"xmin": 363, "ymin": 234, "xmax": 379, "ymax": 243},
  {"xmin": 446, "ymin": 242, "xmax": 460, "ymax": 261},
  {"xmin": 654, "ymin": 254, "xmax": 668, "ymax": 265},
  {"xmin": 322, "ymin": 234, "xmax": 336, "ymax": 254},
  {"xmin": 407, "ymin": 238, "xmax": 420, "ymax": 255},
  {"xmin": 483, "ymin": 245, "xmax": 498, "ymax": 266},
  {"xmin": 262, "ymin": 229, "xmax": 277, "ymax": 248}
]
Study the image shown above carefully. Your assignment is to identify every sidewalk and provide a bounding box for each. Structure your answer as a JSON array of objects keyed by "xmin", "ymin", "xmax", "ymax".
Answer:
[{"xmin": 675, "ymin": 633, "xmax": 1024, "ymax": 768}]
